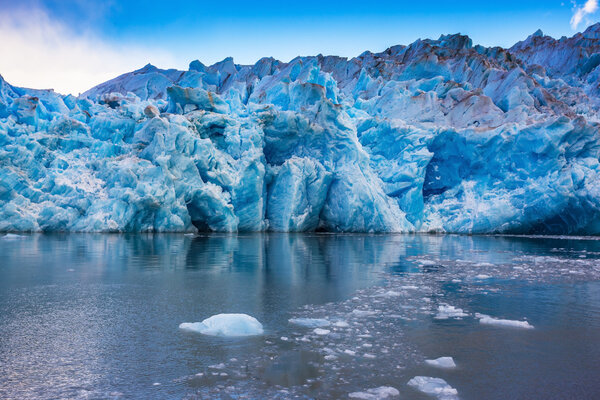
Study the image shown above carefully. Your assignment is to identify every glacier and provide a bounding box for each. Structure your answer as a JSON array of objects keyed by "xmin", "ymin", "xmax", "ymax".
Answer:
[{"xmin": 1, "ymin": 25, "xmax": 600, "ymax": 233}]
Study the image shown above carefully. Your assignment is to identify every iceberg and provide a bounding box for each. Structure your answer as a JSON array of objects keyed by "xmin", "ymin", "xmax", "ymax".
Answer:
[
  {"xmin": 288, "ymin": 318, "xmax": 331, "ymax": 328},
  {"xmin": 434, "ymin": 304, "xmax": 468, "ymax": 320},
  {"xmin": 1, "ymin": 25, "xmax": 600, "ymax": 233},
  {"xmin": 425, "ymin": 356, "xmax": 457, "ymax": 368},
  {"xmin": 179, "ymin": 313, "xmax": 264, "ymax": 337},
  {"xmin": 348, "ymin": 386, "xmax": 400, "ymax": 399},
  {"xmin": 476, "ymin": 314, "xmax": 534, "ymax": 329},
  {"xmin": 407, "ymin": 376, "xmax": 458, "ymax": 400}
]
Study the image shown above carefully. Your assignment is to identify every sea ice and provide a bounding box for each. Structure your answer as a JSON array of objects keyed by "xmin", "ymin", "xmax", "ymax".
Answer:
[{"xmin": 179, "ymin": 313, "xmax": 264, "ymax": 336}]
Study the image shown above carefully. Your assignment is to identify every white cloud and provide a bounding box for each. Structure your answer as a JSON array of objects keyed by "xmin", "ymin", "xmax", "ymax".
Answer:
[
  {"xmin": 571, "ymin": 0, "xmax": 599, "ymax": 30},
  {"xmin": 0, "ymin": 8, "xmax": 177, "ymax": 95}
]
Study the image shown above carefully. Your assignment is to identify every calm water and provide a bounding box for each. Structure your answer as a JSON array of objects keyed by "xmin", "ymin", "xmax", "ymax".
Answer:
[{"xmin": 0, "ymin": 233, "xmax": 599, "ymax": 399}]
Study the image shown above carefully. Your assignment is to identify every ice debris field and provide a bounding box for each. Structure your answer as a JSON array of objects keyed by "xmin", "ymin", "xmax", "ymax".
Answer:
[
  {"xmin": 176, "ymin": 242, "xmax": 600, "ymax": 399},
  {"xmin": 2, "ymin": 26, "xmax": 600, "ymax": 233}
]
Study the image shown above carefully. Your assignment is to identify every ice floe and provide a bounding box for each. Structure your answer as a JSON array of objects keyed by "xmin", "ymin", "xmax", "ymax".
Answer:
[
  {"xmin": 407, "ymin": 376, "xmax": 458, "ymax": 399},
  {"xmin": 179, "ymin": 313, "xmax": 264, "ymax": 337},
  {"xmin": 425, "ymin": 357, "xmax": 457, "ymax": 368},
  {"xmin": 288, "ymin": 318, "xmax": 331, "ymax": 328},
  {"xmin": 476, "ymin": 314, "xmax": 534, "ymax": 329},
  {"xmin": 434, "ymin": 304, "xmax": 468, "ymax": 320},
  {"xmin": 348, "ymin": 386, "xmax": 400, "ymax": 399}
]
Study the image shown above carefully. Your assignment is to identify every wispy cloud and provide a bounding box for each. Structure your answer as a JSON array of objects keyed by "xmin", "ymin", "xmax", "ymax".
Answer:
[
  {"xmin": 0, "ymin": 8, "xmax": 176, "ymax": 95},
  {"xmin": 571, "ymin": 0, "xmax": 599, "ymax": 30}
]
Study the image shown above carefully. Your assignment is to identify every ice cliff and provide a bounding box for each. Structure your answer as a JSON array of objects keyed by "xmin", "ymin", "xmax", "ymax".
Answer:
[{"xmin": 1, "ymin": 26, "xmax": 600, "ymax": 233}]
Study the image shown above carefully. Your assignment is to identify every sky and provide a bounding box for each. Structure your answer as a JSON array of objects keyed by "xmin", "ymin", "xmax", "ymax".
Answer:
[{"xmin": 0, "ymin": 0, "xmax": 598, "ymax": 95}]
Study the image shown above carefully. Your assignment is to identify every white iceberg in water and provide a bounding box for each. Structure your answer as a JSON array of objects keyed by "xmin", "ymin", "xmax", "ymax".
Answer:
[
  {"xmin": 434, "ymin": 304, "xmax": 468, "ymax": 320},
  {"xmin": 425, "ymin": 356, "xmax": 457, "ymax": 368},
  {"xmin": 476, "ymin": 313, "xmax": 534, "ymax": 329},
  {"xmin": 408, "ymin": 376, "xmax": 458, "ymax": 399},
  {"xmin": 179, "ymin": 313, "xmax": 264, "ymax": 337},
  {"xmin": 288, "ymin": 318, "xmax": 331, "ymax": 328},
  {"xmin": 349, "ymin": 386, "xmax": 400, "ymax": 399}
]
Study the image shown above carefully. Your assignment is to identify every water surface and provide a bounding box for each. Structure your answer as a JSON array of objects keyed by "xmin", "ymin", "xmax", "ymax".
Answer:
[{"xmin": 0, "ymin": 233, "xmax": 599, "ymax": 399}]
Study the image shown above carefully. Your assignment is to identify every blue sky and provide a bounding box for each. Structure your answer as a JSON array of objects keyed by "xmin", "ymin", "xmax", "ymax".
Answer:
[{"xmin": 0, "ymin": 0, "xmax": 598, "ymax": 94}]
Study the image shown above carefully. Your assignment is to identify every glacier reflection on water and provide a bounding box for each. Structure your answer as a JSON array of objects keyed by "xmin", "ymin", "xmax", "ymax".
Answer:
[{"xmin": 1, "ymin": 233, "xmax": 599, "ymax": 399}]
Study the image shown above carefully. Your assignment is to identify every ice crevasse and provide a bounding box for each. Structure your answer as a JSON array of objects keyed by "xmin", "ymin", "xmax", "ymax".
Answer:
[{"xmin": 1, "ymin": 26, "xmax": 600, "ymax": 234}]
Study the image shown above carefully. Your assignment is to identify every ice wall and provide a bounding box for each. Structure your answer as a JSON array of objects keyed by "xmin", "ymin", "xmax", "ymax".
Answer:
[{"xmin": 1, "ymin": 26, "xmax": 599, "ymax": 233}]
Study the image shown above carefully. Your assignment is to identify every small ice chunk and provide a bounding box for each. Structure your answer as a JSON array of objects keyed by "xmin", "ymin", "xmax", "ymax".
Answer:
[
  {"xmin": 333, "ymin": 320, "xmax": 350, "ymax": 328},
  {"xmin": 475, "ymin": 262, "xmax": 494, "ymax": 267},
  {"xmin": 434, "ymin": 304, "xmax": 468, "ymax": 320},
  {"xmin": 344, "ymin": 349, "xmax": 356, "ymax": 356},
  {"xmin": 417, "ymin": 259, "xmax": 438, "ymax": 266},
  {"xmin": 375, "ymin": 290, "xmax": 402, "ymax": 297},
  {"xmin": 288, "ymin": 318, "xmax": 330, "ymax": 328},
  {"xmin": 179, "ymin": 313, "xmax": 263, "ymax": 337},
  {"xmin": 313, "ymin": 328, "xmax": 331, "ymax": 335},
  {"xmin": 352, "ymin": 309, "xmax": 377, "ymax": 317},
  {"xmin": 476, "ymin": 314, "xmax": 534, "ymax": 329},
  {"xmin": 475, "ymin": 274, "xmax": 491, "ymax": 279},
  {"xmin": 349, "ymin": 386, "xmax": 399, "ymax": 399},
  {"xmin": 425, "ymin": 357, "xmax": 456, "ymax": 368},
  {"xmin": 407, "ymin": 376, "xmax": 458, "ymax": 399},
  {"xmin": 1, "ymin": 233, "xmax": 25, "ymax": 239}
]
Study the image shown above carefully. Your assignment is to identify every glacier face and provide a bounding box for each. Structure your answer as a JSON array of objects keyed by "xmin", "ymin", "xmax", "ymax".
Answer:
[{"xmin": 1, "ymin": 27, "xmax": 600, "ymax": 233}]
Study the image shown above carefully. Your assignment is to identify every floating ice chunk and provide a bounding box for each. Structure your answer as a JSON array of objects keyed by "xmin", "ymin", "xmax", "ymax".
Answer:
[
  {"xmin": 476, "ymin": 314, "xmax": 534, "ymax": 329},
  {"xmin": 333, "ymin": 320, "xmax": 350, "ymax": 328},
  {"xmin": 1, "ymin": 233, "xmax": 25, "ymax": 239},
  {"xmin": 434, "ymin": 304, "xmax": 468, "ymax": 319},
  {"xmin": 375, "ymin": 290, "xmax": 402, "ymax": 297},
  {"xmin": 288, "ymin": 318, "xmax": 330, "ymax": 328},
  {"xmin": 349, "ymin": 386, "xmax": 399, "ymax": 399},
  {"xmin": 407, "ymin": 376, "xmax": 458, "ymax": 399},
  {"xmin": 475, "ymin": 262, "xmax": 494, "ymax": 267},
  {"xmin": 352, "ymin": 309, "xmax": 377, "ymax": 317},
  {"xmin": 179, "ymin": 313, "xmax": 263, "ymax": 337},
  {"xmin": 474, "ymin": 274, "xmax": 491, "ymax": 279},
  {"xmin": 313, "ymin": 328, "xmax": 331, "ymax": 335},
  {"xmin": 425, "ymin": 357, "xmax": 456, "ymax": 368},
  {"xmin": 417, "ymin": 259, "xmax": 438, "ymax": 266}
]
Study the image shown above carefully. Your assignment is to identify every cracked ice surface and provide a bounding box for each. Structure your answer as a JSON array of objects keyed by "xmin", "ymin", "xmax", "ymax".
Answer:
[{"xmin": 2, "ymin": 26, "xmax": 600, "ymax": 233}]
